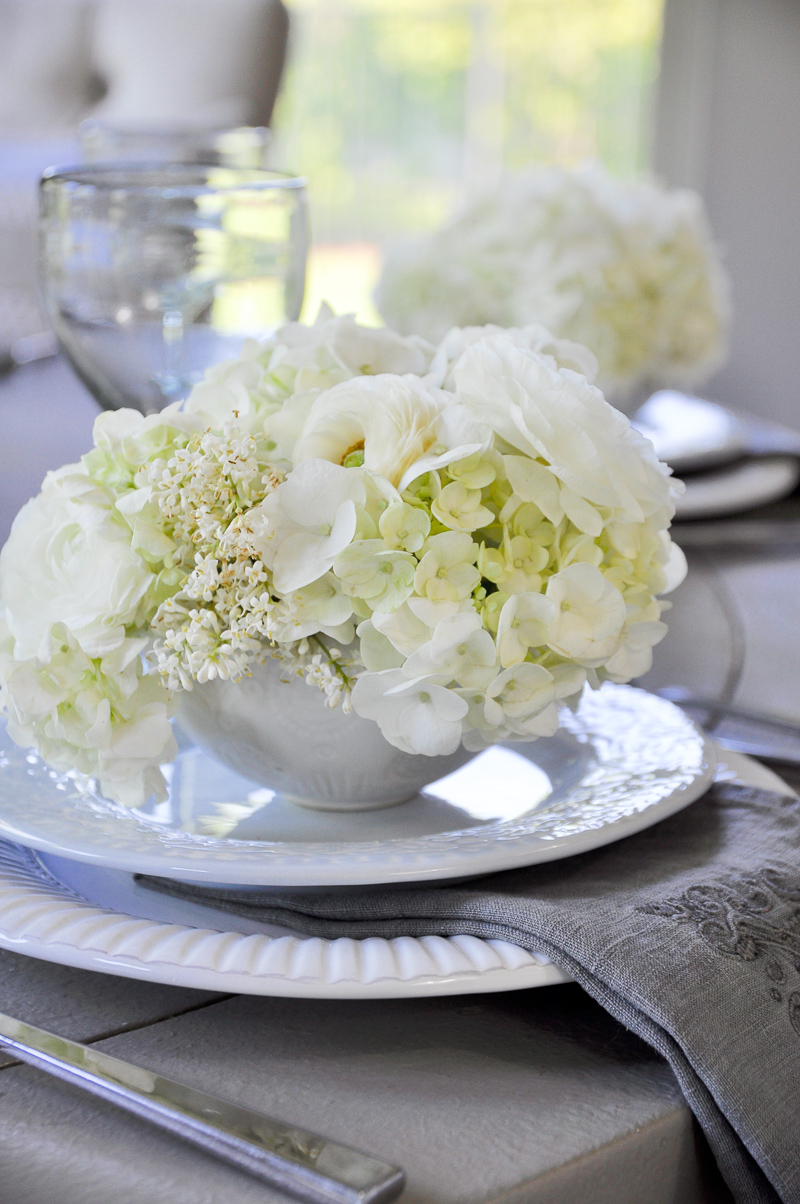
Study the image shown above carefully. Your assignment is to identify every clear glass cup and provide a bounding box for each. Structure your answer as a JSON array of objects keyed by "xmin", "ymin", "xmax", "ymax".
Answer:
[
  {"xmin": 39, "ymin": 163, "xmax": 308, "ymax": 413},
  {"xmin": 78, "ymin": 121, "xmax": 272, "ymax": 168}
]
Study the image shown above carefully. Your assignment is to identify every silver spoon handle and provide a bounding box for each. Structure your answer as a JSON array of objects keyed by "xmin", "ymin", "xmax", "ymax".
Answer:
[
  {"xmin": 0, "ymin": 1011, "xmax": 404, "ymax": 1204},
  {"xmin": 655, "ymin": 688, "xmax": 800, "ymax": 735}
]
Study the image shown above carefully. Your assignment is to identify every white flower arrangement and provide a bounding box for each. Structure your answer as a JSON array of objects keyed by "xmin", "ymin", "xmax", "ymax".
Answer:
[
  {"xmin": 0, "ymin": 310, "xmax": 686, "ymax": 807},
  {"xmin": 377, "ymin": 164, "xmax": 730, "ymax": 405}
]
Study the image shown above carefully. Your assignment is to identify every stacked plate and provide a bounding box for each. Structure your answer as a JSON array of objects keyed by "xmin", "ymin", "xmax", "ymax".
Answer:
[
  {"xmin": 634, "ymin": 391, "xmax": 800, "ymax": 521},
  {"xmin": 0, "ymin": 683, "xmax": 782, "ymax": 1000}
]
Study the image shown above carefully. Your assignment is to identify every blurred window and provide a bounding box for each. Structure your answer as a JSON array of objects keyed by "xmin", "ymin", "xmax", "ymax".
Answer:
[{"xmin": 271, "ymin": 0, "xmax": 664, "ymax": 322}]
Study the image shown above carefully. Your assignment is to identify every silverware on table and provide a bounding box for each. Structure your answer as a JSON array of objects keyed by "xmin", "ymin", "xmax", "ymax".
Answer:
[
  {"xmin": 655, "ymin": 687, "xmax": 800, "ymax": 767},
  {"xmin": 0, "ymin": 1011, "xmax": 405, "ymax": 1204}
]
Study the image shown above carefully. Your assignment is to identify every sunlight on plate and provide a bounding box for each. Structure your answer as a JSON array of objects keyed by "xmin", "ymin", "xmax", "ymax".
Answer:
[{"xmin": 422, "ymin": 747, "xmax": 552, "ymax": 821}]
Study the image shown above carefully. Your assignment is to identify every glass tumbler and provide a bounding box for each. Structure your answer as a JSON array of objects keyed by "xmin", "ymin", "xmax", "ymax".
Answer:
[
  {"xmin": 39, "ymin": 164, "xmax": 308, "ymax": 413},
  {"xmin": 79, "ymin": 121, "xmax": 272, "ymax": 168}
]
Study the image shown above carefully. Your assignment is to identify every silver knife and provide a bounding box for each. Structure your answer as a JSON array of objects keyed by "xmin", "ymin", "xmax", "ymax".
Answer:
[
  {"xmin": 655, "ymin": 687, "xmax": 800, "ymax": 767},
  {"xmin": 0, "ymin": 1011, "xmax": 405, "ymax": 1204}
]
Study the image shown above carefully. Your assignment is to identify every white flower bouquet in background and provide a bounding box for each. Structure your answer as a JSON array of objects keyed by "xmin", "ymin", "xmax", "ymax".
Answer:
[
  {"xmin": 378, "ymin": 165, "xmax": 730, "ymax": 407},
  {"xmin": 0, "ymin": 311, "xmax": 686, "ymax": 809}
]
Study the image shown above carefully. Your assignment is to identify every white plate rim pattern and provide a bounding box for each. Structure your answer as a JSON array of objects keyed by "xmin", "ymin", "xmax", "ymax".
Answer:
[
  {"xmin": 0, "ymin": 685, "xmax": 717, "ymax": 887},
  {"xmin": 0, "ymin": 747, "xmax": 785, "ymax": 999},
  {"xmin": 0, "ymin": 842, "xmax": 570, "ymax": 997}
]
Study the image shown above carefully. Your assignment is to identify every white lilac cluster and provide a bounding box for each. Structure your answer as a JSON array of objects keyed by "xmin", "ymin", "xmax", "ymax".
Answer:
[
  {"xmin": 377, "ymin": 165, "xmax": 729, "ymax": 405},
  {"xmin": 0, "ymin": 310, "xmax": 686, "ymax": 806}
]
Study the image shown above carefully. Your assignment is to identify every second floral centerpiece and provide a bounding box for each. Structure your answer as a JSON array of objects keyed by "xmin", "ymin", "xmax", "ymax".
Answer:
[{"xmin": 0, "ymin": 312, "xmax": 685, "ymax": 812}]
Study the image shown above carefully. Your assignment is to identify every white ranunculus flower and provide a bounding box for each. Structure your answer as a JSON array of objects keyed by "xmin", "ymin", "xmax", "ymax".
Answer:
[
  {"xmin": 250, "ymin": 459, "xmax": 366, "ymax": 594},
  {"xmin": 544, "ymin": 563, "xmax": 626, "ymax": 665},
  {"xmin": 455, "ymin": 337, "xmax": 677, "ymax": 523},
  {"xmin": 351, "ymin": 668, "xmax": 469, "ymax": 755},
  {"xmin": 310, "ymin": 313, "xmax": 434, "ymax": 377},
  {"xmin": 293, "ymin": 374, "xmax": 487, "ymax": 491},
  {"xmin": 0, "ymin": 468, "xmax": 153, "ymax": 660}
]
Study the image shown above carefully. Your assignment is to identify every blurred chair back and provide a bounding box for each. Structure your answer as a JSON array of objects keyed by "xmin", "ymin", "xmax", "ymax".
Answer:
[{"xmin": 0, "ymin": 0, "xmax": 288, "ymax": 135}]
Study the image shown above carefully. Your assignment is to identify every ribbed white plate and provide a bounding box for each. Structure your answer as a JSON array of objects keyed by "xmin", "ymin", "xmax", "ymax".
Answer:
[
  {"xmin": 0, "ymin": 748, "xmax": 784, "ymax": 998},
  {"xmin": 0, "ymin": 686, "xmax": 716, "ymax": 887}
]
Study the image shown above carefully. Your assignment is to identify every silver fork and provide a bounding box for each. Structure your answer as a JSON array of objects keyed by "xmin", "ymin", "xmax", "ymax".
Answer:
[{"xmin": 0, "ymin": 1011, "xmax": 405, "ymax": 1204}]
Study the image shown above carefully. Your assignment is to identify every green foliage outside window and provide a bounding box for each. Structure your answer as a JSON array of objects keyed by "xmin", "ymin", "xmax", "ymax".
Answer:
[{"xmin": 270, "ymin": 0, "xmax": 663, "ymax": 320}]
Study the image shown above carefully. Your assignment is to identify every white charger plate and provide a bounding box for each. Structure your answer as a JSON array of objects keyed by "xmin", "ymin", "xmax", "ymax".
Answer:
[
  {"xmin": 0, "ymin": 685, "xmax": 715, "ymax": 887},
  {"xmin": 0, "ymin": 747, "xmax": 785, "ymax": 998}
]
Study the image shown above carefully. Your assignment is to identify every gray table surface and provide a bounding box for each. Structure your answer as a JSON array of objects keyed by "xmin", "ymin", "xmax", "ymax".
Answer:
[{"xmin": 0, "ymin": 357, "xmax": 798, "ymax": 1204}]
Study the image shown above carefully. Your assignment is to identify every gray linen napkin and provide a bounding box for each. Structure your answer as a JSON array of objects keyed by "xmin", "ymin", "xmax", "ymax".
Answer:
[{"xmin": 138, "ymin": 782, "xmax": 800, "ymax": 1204}]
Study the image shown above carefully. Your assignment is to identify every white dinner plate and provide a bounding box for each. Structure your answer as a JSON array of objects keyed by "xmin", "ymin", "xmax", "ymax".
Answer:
[
  {"xmin": 675, "ymin": 456, "xmax": 800, "ymax": 520},
  {"xmin": 0, "ymin": 685, "xmax": 715, "ymax": 887},
  {"xmin": 0, "ymin": 747, "xmax": 785, "ymax": 998},
  {"xmin": 633, "ymin": 391, "xmax": 749, "ymax": 474}
]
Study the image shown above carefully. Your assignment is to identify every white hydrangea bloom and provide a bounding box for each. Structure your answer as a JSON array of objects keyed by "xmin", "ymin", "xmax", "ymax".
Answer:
[
  {"xmin": 333, "ymin": 540, "xmax": 416, "ymax": 612},
  {"xmin": 0, "ymin": 312, "xmax": 686, "ymax": 795},
  {"xmin": 251, "ymin": 459, "xmax": 366, "ymax": 593},
  {"xmin": 0, "ymin": 622, "xmax": 175, "ymax": 808},
  {"xmin": 544, "ymin": 563, "xmax": 627, "ymax": 665},
  {"xmin": 414, "ymin": 532, "xmax": 481, "ymax": 602},
  {"xmin": 378, "ymin": 165, "xmax": 729, "ymax": 404},
  {"xmin": 350, "ymin": 669, "xmax": 469, "ymax": 756},
  {"xmin": 454, "ymin": 337, "xmax": 679, "ymax": 523},
  {"xmin": 496, "ymin": 592, "xmax": 555, "ymax": 668},
  {"xmin": 431, "ymin": 481, "xmax": 495, "ymax": 532},
  {"xmin": 485, "ymin": 663, "xmax": 558, "ymax": 734},
  {"xmin": 402, "ymin": 611, "xmax": 497, "ymax": 689},
  {"xmin": 426, "ymin": 322, "xmax": 599, "ymax": 392},
  {"xmin": 378, "ymin": 502, "xmax": 431, "ymax": 553}
]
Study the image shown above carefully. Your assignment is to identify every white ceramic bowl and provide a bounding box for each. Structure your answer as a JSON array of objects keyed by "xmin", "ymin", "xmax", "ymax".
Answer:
[{"xmin": 177, "ymin": 656, "xmax": 475, "ymax": 811}]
